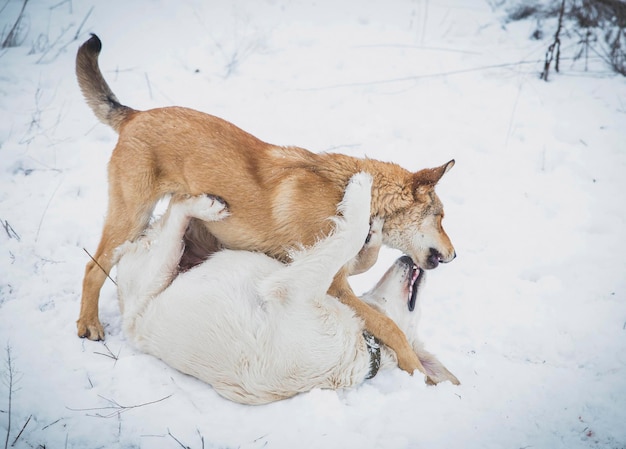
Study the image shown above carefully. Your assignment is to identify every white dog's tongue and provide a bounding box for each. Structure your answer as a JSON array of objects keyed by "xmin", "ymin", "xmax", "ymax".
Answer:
[{"xmin": 408, "ymin": 264, "xmax": 420, "ymax": 312}]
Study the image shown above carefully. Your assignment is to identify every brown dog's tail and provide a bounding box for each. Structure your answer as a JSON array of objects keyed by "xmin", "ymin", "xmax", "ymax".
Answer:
[{"xmin": 76, "ymin": 34, "xmax": 135, "ymax": 133}]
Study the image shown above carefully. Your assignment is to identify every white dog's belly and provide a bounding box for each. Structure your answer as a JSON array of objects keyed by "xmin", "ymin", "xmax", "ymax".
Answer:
[{"xmin": 125, "ymin": 251, "xmax": 371, "ymax": 404}]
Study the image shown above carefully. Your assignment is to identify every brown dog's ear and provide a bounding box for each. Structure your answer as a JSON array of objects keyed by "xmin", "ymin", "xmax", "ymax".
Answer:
[{"xmin": 412, "ymin": 159, "xmax": 455, "ymax": 195}]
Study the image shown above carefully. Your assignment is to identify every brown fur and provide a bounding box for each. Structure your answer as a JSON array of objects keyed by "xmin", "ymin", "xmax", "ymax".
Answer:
[{"xmin": 75, "ymin": 34, "xmax": 456, "ymax": 379}]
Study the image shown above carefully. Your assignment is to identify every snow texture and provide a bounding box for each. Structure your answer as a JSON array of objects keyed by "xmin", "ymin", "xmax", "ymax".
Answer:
[{"xmin": 1, "ymin": 0, "xmax": 625, "ymax": 448}]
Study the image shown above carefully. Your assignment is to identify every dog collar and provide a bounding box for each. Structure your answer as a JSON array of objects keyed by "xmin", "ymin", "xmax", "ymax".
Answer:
[{"xmin": 363, "ymin": 331, "xmax": 381, "ymax": 379}]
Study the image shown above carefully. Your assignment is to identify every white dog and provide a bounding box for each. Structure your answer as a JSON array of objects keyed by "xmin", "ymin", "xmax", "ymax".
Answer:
[{"xmin": 114, "ymin": 173, "xmax": 459, "ymax": 405}]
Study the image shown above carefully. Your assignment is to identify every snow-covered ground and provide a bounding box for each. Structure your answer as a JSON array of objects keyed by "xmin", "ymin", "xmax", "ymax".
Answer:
[{"xmin": 1, "ymin": 0, "xmax": 625, "ymax": 448}]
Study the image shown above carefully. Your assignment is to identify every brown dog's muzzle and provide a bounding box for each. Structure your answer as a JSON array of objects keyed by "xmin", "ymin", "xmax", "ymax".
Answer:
[{"xmin": 425, "ymin": 247, "xmax": 456, "ymax": 269}]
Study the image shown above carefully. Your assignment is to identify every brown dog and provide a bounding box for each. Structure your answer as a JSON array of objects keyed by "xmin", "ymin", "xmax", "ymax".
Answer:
[{"xmin": 75, "ymin": 34, "xmax": 456, "ymax": 379}]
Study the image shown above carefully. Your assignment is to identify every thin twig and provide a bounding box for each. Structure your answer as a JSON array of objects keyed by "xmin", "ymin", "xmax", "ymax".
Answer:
[
  {"xmin": 1, "ymin": 0, "xmax": 28, "ymax": 48},
  {"xmin": 11, "ymin": 414, "xmax": 31, "ymax": 447},
  {"xmin": 1, "ymin": 220, "xmax": 20, "ymax": 241},
  {"xmin": 67, "ymin": 394, "xmax": 172, "ymax": 419},
  {"xmin": 35, "ymin": 24, "xmax": 72, "ymax": 64},
  {"xmin": 0, "ymin": 0, "xmax": 11, "ymax": 17},
  {"xmin": 73, "ymin": 6, "xmax": 93, "ymax": 40},
  {"xmin": 420, "ymin": 0, "xmax": 429, "ymax": 45},
  {"xmin": 540, "ymin": 0, "xmax": 566, "ymax": 81},
  {"xmin": 145, "ymin": 73, "xmax": 153, "ymax": 100},
  {"xmin": 35, "ymin": 178, "xmax": 63, "ymax": 243},
  {"xmin": 167, "ymin": 429, "xmax": 191, "ymax": 449},
  {"xmin": 82, "ymin": 248, "xmax": 117, "ymax": 286},
  {"xmin": 354, "ymin": 43, "xmax": 481, "ymax": 55},
  {"xmin": 196, "ymin": 429, "xmax": 205, "ymax": 449},
  {"xmin": 20, "ymin": 85, "xmax": 43, "ymax": 144},
  {"xmin": 505, "ymin": 81, "xmax": 523, "ymax": 149},
  {"xmin": 298, "ymin": 59, "xmax": 542, "ymax": 91},
  {"xmin": 41, "ymin": 418, "xmax": 63, "ymax": 431},
  {"xmin": 49, "ymin": 0, "xmax": 70, "ymax": 10},
  {"xmin": 93, "ymin": 342, "xmax": 121, "ymax": 366},
  {"xmin": 3, "ymin": 345, "xmax": 16, "ymax": 449}
]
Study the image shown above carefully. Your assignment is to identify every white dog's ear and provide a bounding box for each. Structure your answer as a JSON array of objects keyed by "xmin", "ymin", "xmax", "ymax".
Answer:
[{"xmin": 415, "ymin": 345, "xmax": 460, "ymax": 385}]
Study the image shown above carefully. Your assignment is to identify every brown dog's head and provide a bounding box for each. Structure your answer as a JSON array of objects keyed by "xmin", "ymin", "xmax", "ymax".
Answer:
[{"xmin": 382, "ymin": 160, "xmax": 456, "ymax": 270}]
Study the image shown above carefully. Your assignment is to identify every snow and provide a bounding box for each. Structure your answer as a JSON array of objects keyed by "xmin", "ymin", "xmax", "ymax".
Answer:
[{"xmin": 1, "ymin": 0, "xmax": 625, "ymax": 448}]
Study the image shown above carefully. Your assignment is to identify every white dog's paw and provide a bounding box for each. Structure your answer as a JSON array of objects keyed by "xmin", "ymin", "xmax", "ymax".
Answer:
[
  {"xmin": 340, "ymin": 172, "xmax": 373, "ymax": 223},
  {"xmin": 348, "ymin": 171, "xmax": 374, "ymax": 191},
  {"xmin": 365, "ymin": 217, "xmax": 384, "ymax": 248},
  {"xmin": 345, "ymin": 216, "xmax": 384, "ymax": 275},
  {"xmin": 186, "ymin": 194, "xmax": 229, "ymax": 221}
]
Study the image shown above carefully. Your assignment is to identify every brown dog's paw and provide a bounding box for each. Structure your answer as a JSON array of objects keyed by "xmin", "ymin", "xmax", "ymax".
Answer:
[
  {"xmin": 397, "ymin": 351, "xmax": 423, "ymax": 375},
  {"xmin": 77, "ymin": 319, "xmax": 105, "ymax": 341}
]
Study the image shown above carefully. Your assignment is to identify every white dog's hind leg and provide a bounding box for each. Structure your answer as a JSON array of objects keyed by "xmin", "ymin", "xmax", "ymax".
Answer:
[
  {"xmin": 116, "ymin": 195, "xmax": 228, "ymax": 327},
  {"xmin": 260, "ymin": 172, "xmax": 372, "ymax": 303},
  {"xmin": 145, "ymin": 195, "xmax": 228, "ymax": 292}
]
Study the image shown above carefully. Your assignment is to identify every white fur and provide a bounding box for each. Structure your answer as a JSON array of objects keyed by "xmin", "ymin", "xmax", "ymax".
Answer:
[{"xmin": 115, "ymin": 173, "xmax": 458, "ymax": 405}]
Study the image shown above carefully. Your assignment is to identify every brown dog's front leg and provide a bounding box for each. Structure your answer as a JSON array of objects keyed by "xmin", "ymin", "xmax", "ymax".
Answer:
[{"xmin": 329, "ymin": 269, "xmax": 431, "ymax": 380}]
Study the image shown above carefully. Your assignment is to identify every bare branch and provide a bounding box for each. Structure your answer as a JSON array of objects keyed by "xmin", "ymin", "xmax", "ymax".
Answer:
[
  {"xmin": 41, "ymin": 418, "xmax": 63, "ymax": 430},
  {"xmin": 35, "ymin": 178, "xmax": 63, "ymax": 243},
  {"xmin": 0, "ymin": 0, "xmax": 11, "ymax": 18},
  {"xmin": 73, "ymin": 7, "xmax": 93, "ymax": 40},
  {"xmin": 93, "ymin": 342, "xmax": 121, "ymax": 366},
  {"xmin": 298, "ymin": 59, "xmax": 543, "ymax": 91},
  {"xmin": 49, "ymin": 0, "xmax": 71, "ymax": 11},
  {"xmin": 1, "ymin": 0, "xmax": 28, "ymax": 49},
  {"xmin": 35, "ymin": 23, "xmax": 72, "ymax": 64},
  {"xmin": 1, "ymin": 220, "xmax": 20, "ymax": 242},
  {"xmin": 540, "ymin": 0, "xmax": 566, "ymax": 81},
  {"xmin": 11, "ymin": 414, "xmax": 30, "ymax": 447},
  {"xmin": 2, "ymin": 344, "xmax": 20, "ymax": 449},
  {"xmin": 196, "ymin": 429, "xmax": 205, "ymax": 449},
  {"xmin": 167, "ymin": 429, "xmax": 191, "ymax": 449},
  {"xmin": 66, "ymin": 394, "xmax": 172, "ymax": 419},
  {"xmin": 82, "ymin": 248, "xmax": 117, "ymax": 286},
  {"xmin": 145, "ymin": 73, "xmax": 153, "ymax": 100}
]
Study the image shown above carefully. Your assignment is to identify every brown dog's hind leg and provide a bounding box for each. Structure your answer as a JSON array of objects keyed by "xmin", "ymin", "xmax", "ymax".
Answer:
[
  {"xmin": 78, "ymin": 256, "xmax": 109, "ymax": 340},
  {"xmin": 329, "ymin": 268, "xmax": 432, "ymax": 381}
]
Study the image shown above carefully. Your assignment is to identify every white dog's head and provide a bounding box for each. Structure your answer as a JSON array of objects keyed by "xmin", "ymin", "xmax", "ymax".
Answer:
[
  {"xmin": 361, "ymin": 256, "xmax": 460, "ymax": 385},
  {"xmin": 360, "ymin": 256, "xmax": 425, "ymax": 340}
]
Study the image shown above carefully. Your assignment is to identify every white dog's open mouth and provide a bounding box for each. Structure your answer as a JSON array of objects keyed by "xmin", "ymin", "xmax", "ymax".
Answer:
[{"xmin": 400, "ymin": 256, "xmax": 424, "ymax": 311}]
